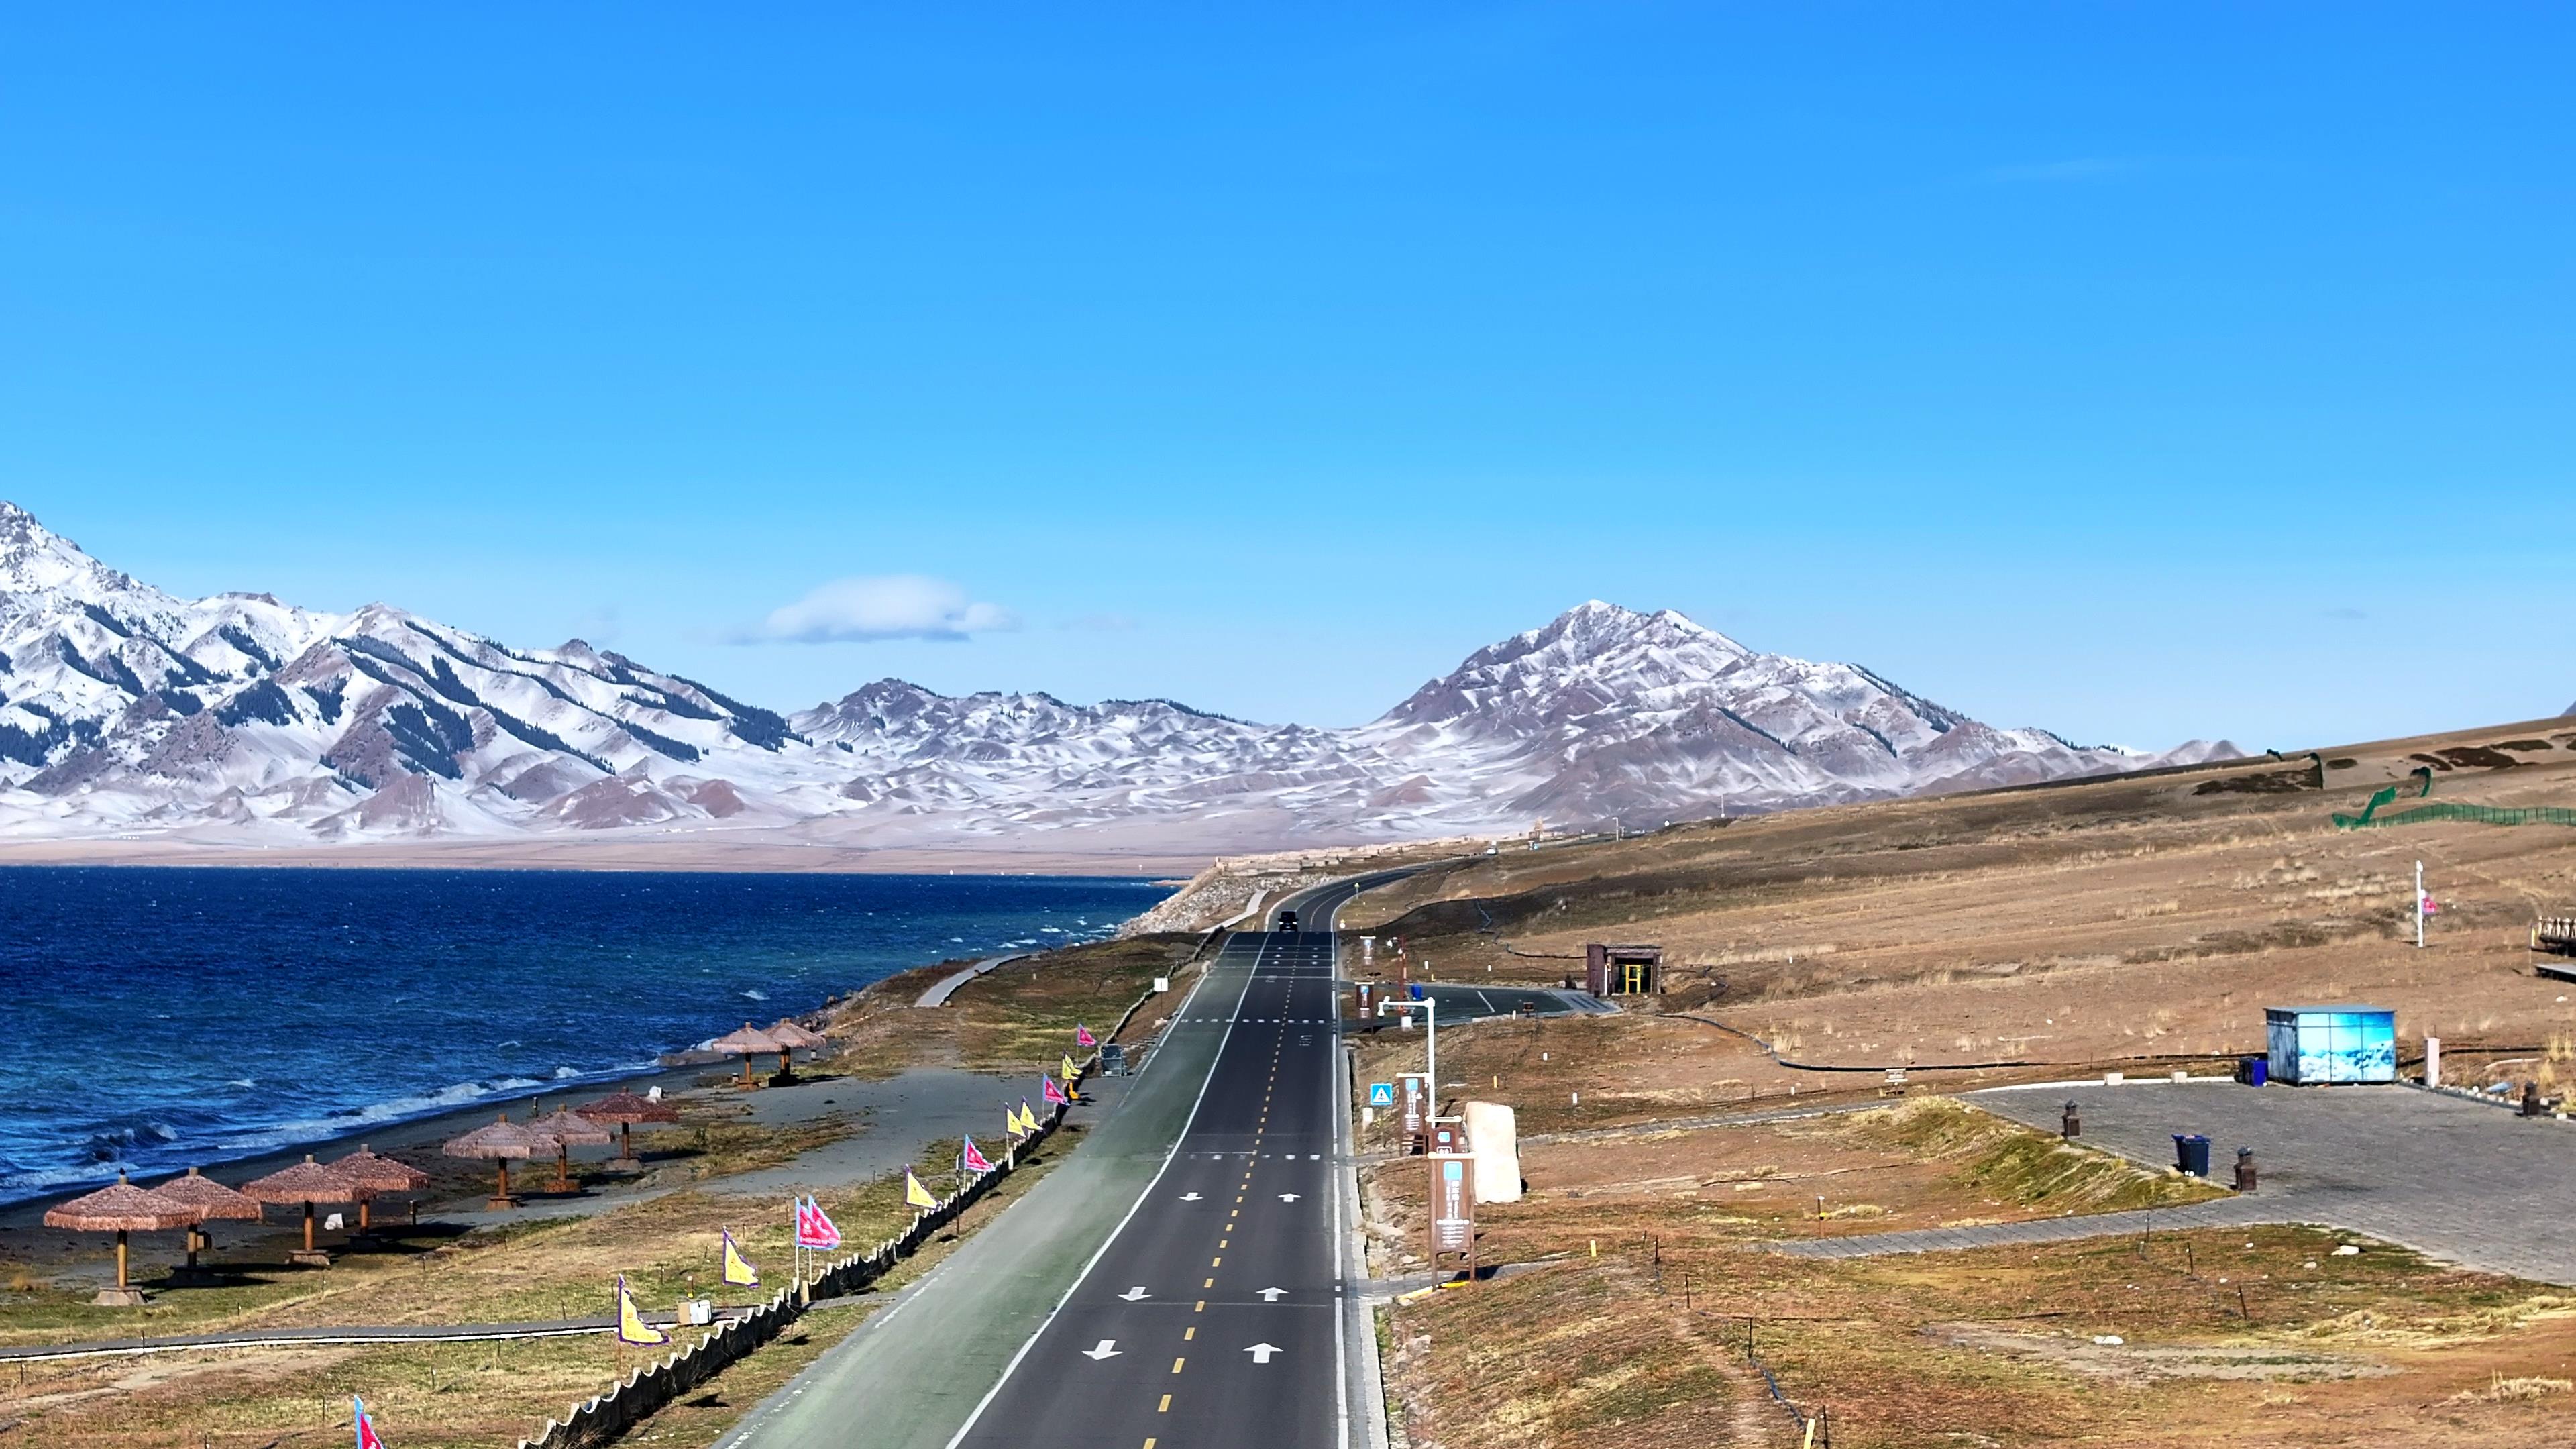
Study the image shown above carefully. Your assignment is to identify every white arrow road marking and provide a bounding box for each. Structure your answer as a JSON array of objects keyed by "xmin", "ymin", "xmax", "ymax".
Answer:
[
  {"xmin": 1244, "ymin": 1342, "xmax": 1283, "ymax": 1364},
  {"xmin": 1180, "ymin": 1191, "xmax": 1203, "ymax": 1201},
  {"xmin": 1081, "ymin": 1340, "xmax": 1122, "ymax": 1361},
  {"xmin": 1118, "ymin": 1286, "xmax": 1150, "ymax": 1301},
  {"xmin": 1278, "ymin": 1193, "xmax": 1301, "ymax": 1202},
  {"xmin": 1257, "ymin": 1286, "xmax": 1287, "ymax": 1301}
]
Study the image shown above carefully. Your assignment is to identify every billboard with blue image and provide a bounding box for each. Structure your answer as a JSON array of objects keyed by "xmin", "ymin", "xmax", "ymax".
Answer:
[{"xmin": 2265, "ymin": 1006, "xmax": 2396, "ymax": 1084}]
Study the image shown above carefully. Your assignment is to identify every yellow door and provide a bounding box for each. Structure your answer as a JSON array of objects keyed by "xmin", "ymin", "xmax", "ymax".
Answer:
[{"xmin": 1622, "ymin": 962, "xmax": 1646, "ymax": 994}]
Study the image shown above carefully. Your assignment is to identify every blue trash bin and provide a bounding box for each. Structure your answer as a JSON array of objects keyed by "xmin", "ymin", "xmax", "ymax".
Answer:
[
  {"xmin": 2243, "ymin": 1056, "xmax": 2268, "ymax": 1086},
  {"xmin": 1409, "ymin": 983, "xmax": 1426, "ymax": 1000},
  {"xmin": 2174, "ymin": 1134, "xmax": 2211, "ymax": 1177}
]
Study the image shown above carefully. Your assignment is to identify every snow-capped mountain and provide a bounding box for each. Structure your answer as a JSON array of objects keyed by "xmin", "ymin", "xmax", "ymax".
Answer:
[{"xmin": 0, "ymin": 504, "xmax": 2233, "ymax": 851}]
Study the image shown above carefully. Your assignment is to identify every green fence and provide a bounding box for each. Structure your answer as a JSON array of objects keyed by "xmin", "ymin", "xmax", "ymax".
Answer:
[{"xmin": 2334, "ymin": 800, "xmax": 2576, "ymax": 830}]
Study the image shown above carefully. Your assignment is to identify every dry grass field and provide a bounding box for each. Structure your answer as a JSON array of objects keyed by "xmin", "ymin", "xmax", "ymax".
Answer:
[
  {"xmin": 1348, "ymin": 715, "xmax": 2576, "ymax": 1090},
  {"xmin": 822, "ymin": 933, "xmax": 1206, "ymax": 1077},
  {"xmin": 1346, "ymin": 714, "xmax": 2576, "ymax": 1446}
]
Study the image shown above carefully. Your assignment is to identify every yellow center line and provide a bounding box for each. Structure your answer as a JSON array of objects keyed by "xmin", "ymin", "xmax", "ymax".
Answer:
[
  {"xmin": 1159, "ymin": 1394, "xmax": 1173, "ymax": 1412},
  {"xmin": 1184, "ymin": 1326, "xmax": 1196, "ymax": 1341},
  {"xmin": 1203, "ymin": 1277, "xmax": 1214, "ymax": 1289},
  {"xmin": 1212, "ymin": 1256, "xmax": 1222, "ymax": 1267},
  {"xmin": 1195, "ymin": 1300, "xmax": 1205, "ymax": 1311},
  {"xmin": 1172, "ymin": 1357, "xmax": 1187, "ymax": 1373}
]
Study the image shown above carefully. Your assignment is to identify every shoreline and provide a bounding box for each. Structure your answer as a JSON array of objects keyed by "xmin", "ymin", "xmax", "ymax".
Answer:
[
  {"xmin": 0, "ymin": 1052, "xmax": 734, "ymax": 1233},
  {"xmin": 3, "ymin": 913, "xmax": 1150, "ymax": 1218}
]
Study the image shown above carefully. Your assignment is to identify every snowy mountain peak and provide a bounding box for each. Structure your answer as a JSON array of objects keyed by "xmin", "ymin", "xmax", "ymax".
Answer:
[{"xmin": 0, "ymin": 505, "xmax": 2231, "ymax": 851}]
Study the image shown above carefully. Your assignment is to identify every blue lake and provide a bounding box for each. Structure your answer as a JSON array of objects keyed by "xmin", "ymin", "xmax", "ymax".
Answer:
[{"xmin": 0, "ymin": 867, "xmax": 1169, "ymax": 1205}]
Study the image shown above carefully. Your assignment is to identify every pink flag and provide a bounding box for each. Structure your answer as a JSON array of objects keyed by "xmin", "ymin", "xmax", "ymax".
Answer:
[
  {"xmin": 1075, "ymin": 1024, "xmax": 1097, "ymax": 1047},
  {"xmin": 1042, "ymin": 1075, "xmax": 1069, "ymax": 1106},
  {"xmin": 961, "ymin": 1136, "xmax": 994, "ymax": 1173},
  {"xmin": 355, "ymin": 1397, "xmax": 388, "ymax": 1449},
  {"xmin": 794, "ymin": 1195, "xmax": 842, "ymax": 1250}
]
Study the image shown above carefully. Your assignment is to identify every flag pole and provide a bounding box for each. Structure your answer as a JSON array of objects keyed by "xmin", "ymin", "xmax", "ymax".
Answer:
[{"xmin": 2417, "ymin": 859, "xmax": 2426, "ymax": 948}]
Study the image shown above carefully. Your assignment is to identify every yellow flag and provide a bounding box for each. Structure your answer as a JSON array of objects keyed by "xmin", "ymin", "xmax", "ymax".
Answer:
[
  {"xmin": 904, "ymin": 1168, "xmax": 936, "ymax": 1209},
  {"xmin": 616, "ymin": 1274, "xmax": 667, "ymax": 1346},
  {"xmin": 721, "ymin": 1230, "xmax": 759, "ymax": 1287},
  {"xmin": 1018, "ymin": 1103, "xmax": 1038, "ymax": 1133},
  {"xmin": 1006, "ymin": 1106, "xmax": 1024, "ymax": 1138},
  {"xmin": 1060, "ymin": 1054, "xmax": 1078, "ymax": 1082}
]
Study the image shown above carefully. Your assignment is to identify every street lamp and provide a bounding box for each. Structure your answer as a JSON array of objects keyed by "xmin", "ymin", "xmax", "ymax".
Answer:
[{"xmin": 1375, "ymin": 996, "xmax": 1438, "ymax": 1111}]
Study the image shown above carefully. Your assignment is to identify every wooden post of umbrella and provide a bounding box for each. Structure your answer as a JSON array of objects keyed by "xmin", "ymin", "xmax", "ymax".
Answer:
[
  {"xmin": 575, "ymin": 1090, "xmax": 682, "ymax": 1172},
  {"xmin": 42, "ymin": 1173, "xmax": 202, "ymax": 1306},
  {"xmin": 150, "ymin": 1168, "xmax": 262, "ymax": 1283},
  {"xmin": 328, "ymin": 1145, "xmax": 429, "ymax": 1234},
  {"xmin": 441, "ymin": 1115, "xmax": 543, "ymax": 1212},
  {"xmin": 768, "ymin": 1020, "xmax": 828, "ymax": 1084},
  {"xmin": 525, "ymin": 1106, "xmax": 613, "ymax": 1193},
  {"xmin": 712, "ymin": 1024, "xmax": 782, "ymax": 1090},
  {"xmin": 243, "ymin": 1156, "xmax": 369, "ymax": 1268}
]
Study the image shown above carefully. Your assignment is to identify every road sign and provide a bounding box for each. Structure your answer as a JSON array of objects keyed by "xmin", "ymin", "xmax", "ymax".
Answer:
[
  {"xmin": 1430, "ymin": 1152, "xmax": 1475, "ymax": 1258},
  {"xmin": 1368, "ymin": 1082, "xmax": 1395, "ymax": 1108}
]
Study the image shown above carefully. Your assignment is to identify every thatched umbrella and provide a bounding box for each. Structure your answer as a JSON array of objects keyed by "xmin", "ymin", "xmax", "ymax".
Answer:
[
  {"xmin": 576, "ymin": 1090, "xmax": 681, "ymax": 1170},
  {"xmin": 442, "ymin": 1114, "xmax": 545, "ymax": 1211},
  {"xmin": 44, "ymin": 1173, "xmax": 201, "ymax": 1305},
  {"xmin": 152, "ymin": 1168, "xmax": 262, "ymax": 1278},
  {"xmin": 767, "ymin": 1019, "xmax": 828, "ymax": 1077},
  {"xmin": 244, "ymin": 1155, "xmax": 369, "ymax": 1266},
  {"xmin": 329, "ymin": 1144, "xmax": 429, "ymax": 1232},
  {"xmin": 524, "ymin": 1105, "xmax": 613, "ymax": 1192},
  {"xmin": 711, "ymin": 1023, "xmax": 782, "ymax": 1088}
]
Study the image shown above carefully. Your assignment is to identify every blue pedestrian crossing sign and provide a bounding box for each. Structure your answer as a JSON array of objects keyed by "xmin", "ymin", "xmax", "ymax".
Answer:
[{"xmin": 1367, "ymin": 1082, "xmax": 1396, "ymax": 1108}]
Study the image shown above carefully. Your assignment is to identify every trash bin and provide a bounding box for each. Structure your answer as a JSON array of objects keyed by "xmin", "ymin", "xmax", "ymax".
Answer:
[
  {"xmin": 2173, "ymin": 1134, "xmax": 2211, "ymax": 1177},
  {"xmin": 1409, "ymin": 983, "xmax": 1426, "ymax": 1001},
  {"xmin": 2239, "ymin": 1055, "xmax": 2268, "ymax": 1086}
]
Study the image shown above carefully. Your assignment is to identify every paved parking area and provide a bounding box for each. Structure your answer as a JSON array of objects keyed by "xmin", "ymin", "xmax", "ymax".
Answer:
[{"xmin": 1797, "ymin": 1079, "xmax": 2576, "ymax": 1285}]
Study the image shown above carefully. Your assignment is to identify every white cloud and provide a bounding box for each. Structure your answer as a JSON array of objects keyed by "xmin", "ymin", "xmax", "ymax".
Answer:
[{"xmin": 738, "ymin": 575, "xmax": 1019, "ymax": 643}]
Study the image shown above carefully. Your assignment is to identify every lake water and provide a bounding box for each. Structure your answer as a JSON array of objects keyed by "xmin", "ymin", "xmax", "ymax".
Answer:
[{"xmin": 0, "ymin": 867, "xmax": 1169, "ymax": 1206}]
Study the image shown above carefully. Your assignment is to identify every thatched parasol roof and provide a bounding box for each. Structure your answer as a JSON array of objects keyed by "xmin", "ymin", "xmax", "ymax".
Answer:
[
  {"xmin": 151, "ymin": 1168, "xmax": 263, "ymax": 1222},
  {"xmin": 710, "ymin": 1023, "xmax": 782, "ymax": 1057},
  {"xmin": 331, "ymin": 1144, "xmax": 430, "ymax": 1193},
  {"xmin": 767, "ymin": 1019, "xmax": 828, "ymax": 1049},
  {"xmin": 244, "ymin": 1156, "xmax": 369, "ymax": 1206},
  {"xmin": 443, "ymin": 1115, "xmax": 546, "ymax": 1161},
  {"xmin": 525, "ymin": 1107, "xmax": 613, "ymax": 1147},
  {"xmin": 44, "ymin": 1173, "xmax": 202, "ymax": 1232},
  {"xmin": 576, "ymin": 1090, "xmax": 680, "ymax": 1126}
]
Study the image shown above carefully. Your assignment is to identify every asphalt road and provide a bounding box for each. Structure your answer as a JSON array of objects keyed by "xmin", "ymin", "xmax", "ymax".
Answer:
[
  {"xmin": 949, "ymin": 883, "xmax": 1366, "ymax": 1449},
  {"xmin": 722, "ymin": 875, "xmax": 1380, "ymax": 1449}
]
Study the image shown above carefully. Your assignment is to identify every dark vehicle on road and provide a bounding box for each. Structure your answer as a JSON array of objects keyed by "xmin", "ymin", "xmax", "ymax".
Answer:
[{"xmin": 1277, "ymin": 909, "xmax": 1298, "ymax": 933}]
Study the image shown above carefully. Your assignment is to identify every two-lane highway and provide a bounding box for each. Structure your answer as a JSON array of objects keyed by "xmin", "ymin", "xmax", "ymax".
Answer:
[
  {"xmin": 722, "ymin": 876, "xmax": 1384, "ymax": 1449},
  {"xmin": 951, "ymin": 918, "xmax": 1346, "ymax": 1448}
]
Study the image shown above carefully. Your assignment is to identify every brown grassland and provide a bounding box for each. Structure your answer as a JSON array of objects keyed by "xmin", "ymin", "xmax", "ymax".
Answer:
[{"xmin": 1350, "ymin": 714, "xmax": 2576, "ymax": 1446}]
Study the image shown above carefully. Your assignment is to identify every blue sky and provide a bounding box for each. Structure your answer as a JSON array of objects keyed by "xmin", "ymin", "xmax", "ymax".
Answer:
[{"xmin": 3, "ymin": 5, "xmax": 2568, "ymax": 748}]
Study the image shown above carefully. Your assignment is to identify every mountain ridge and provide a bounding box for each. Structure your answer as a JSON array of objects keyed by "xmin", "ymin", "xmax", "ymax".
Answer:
[{"xmin": 0, "ymin": 504, "xmax": 2236, "ymax": 852}]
